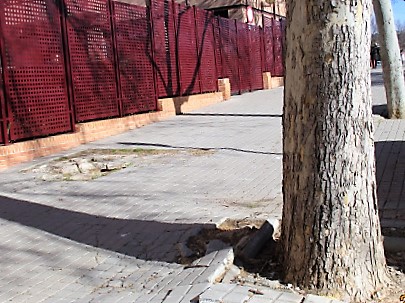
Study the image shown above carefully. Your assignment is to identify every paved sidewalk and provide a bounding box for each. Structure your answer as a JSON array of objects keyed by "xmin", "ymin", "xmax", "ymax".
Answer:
[{"xmin": 0, "ymin": 69, "xmax": 402, "ymax": 302}]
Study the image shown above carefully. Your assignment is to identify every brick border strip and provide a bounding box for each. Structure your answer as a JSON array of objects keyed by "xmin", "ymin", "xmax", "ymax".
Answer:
[{"xmin": 0, "ymin": 91, "xmax": 225, "ymax": 171}]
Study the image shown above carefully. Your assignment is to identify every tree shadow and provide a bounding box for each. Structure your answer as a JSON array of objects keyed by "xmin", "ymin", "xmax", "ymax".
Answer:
[
  {"xmin": 371, "ymin": 69, "xmax": 385, "ymax": 87},
  {"xmin": 375, "ymin": 141, "xmax": 405, "ymax": 230},
  {"xmin": 372, "ymin": 104, "xmax": 388, "ymax": 117},
  {"xmin": 0, "ymin": 195, "xmax": 214, "ymax": 263},
  {"xmin": 118, "ymin": 141, "xmax": 282, "ymax": 156},
  {"xmin": 181, "ymin": 113, "xmax": 282, "ymax": 118}
]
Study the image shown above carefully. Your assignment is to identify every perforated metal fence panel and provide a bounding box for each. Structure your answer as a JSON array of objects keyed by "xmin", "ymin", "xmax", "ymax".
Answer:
[
  {"xmin": 195, "ymin": 8, "xmax": 217, "ymax": 94},
  {"xmin": 273, "ymin": 18, "xmax": 284, "ymax": 76},
  {"xmin": 151, "ymin": 0, "xmax": 179, "ymax": 98},
  {"xmin": 237, "ymin": 22, "xmax": 251, "ymax": 93},
  {"xmin": 176, "ymin": 4, "xmax": 200, "ymax": 95},
  {"xmin": 0, "ymin": 59, "xmax": 6, "ymax": 145},
  {"xmin": 113, "ymin": 2, "xmax": 157, "ymax": 115},
  {"xmin": 249, "ymin": 25, "xmax": 263, "ymax": 91},
  {"xmin": 213, "ymin": 17, "xmax": 223, "ymax": 79},
  {"xmin": 64, "ymin": 0, "xmax": 119, "ymax": 122},
  {"xmin": 263, "ymin": 24, "xmax": 275, "ymax": 75},
  {"xmin": 219, "ymin": 17, "xmax": 240, "ymax": 95},
  {"xmin": 0, "ymin": 0, "xmax": 73, "ymax": 142}
]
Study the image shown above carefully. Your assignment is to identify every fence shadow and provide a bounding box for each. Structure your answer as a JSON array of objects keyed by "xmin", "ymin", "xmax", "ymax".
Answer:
[{"xmin": 0, "ymin": 195, "xmax": 213, "ymax": 263}]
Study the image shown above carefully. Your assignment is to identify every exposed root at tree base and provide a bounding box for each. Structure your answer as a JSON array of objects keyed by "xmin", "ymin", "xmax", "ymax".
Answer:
[{"xmin": 184, "ymin": 218, "xmax": 405, "ymax": 303}]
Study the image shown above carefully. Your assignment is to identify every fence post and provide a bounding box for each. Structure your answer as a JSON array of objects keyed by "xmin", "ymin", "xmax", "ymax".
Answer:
[
  {"xmin": 107, "ymin": 0, "xmax": 123, "ymax": 117},
  {"xmin": 148, "ymin": 0, "xmax": 159, "ymax": 107},
  {"xmin": 0, "ymin": 4, "xmax": 11, "ymax": 145},
  {"xmin": 59, "ymin": 0, "xmax": 77, "ymax": 130},
  {"xmin": 173, "ymin": 0, "xmax": 182, "ymax": 96},
  {"xmin": 212, "ymin": 15, "xmax": 219, "ymax": 92},
  {"xmin": 193, "ymin": 6, "xmax": 202, "ymax": 94},
  {"xmin": 260, "ymin": 27, "xmax": 265, "ymax": 74},
  {"xmin": 235, "ymin": 19, "xmax": 242, "ymax": 95},
  {"xmin": 214, "ymin": 16, "xmax": 223, "ymax": 82},
  {"xmin": 0, "ymin": 59, "xmax": 8, "ymax": 145},
  {"xmin": 271, "ymin": 18, "xmax": 277, "ymax": 76}
]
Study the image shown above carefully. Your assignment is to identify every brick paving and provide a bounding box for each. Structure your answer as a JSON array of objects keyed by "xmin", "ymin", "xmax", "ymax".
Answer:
[{"xmin": 0, "ymin": 69, "xmax": 402, "ymax": 302}]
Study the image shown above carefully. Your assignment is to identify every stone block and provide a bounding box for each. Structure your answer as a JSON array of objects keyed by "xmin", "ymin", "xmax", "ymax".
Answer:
[
  {"xmin": 218, "ymin": 78, "xmax": 231, "ymax": 100},
  {"xmin": 262, "ymin": 72, "xmax": 272, "ymax": 90}
]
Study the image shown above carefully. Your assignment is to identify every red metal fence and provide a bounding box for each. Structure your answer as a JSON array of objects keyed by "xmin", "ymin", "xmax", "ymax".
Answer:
[
  {"xmin": 249, "ymin": 26, "xmax": 264, "ymax": 91},
  {"xmin": 64, "ymin": 0, "xmax": 120, "ymax": 122},
  {"xmin": 195, "ymin": 9, "xmax": 218, "ymax": 94},
  {"xmin": 0, "ymin": 0, "xmax": 285, "ymax": 145},
  {"xmin": 0, "ymin": 0, "xmax": 73, "ymax": 142},
  {"xmin": 219, "ymin": 18, "xmax": 241, "ymax": 95},
  {"xmin": 177, "ymin": 4, "xmax": 201, "ymax": 95},
  {"xmin": 112, "ymin": 2, "xmax": 157, "ymax": 115},
  {"xmin": 0, "ymin": 66, "xmax": 6, "ymax": 145},
  {"xmin": 151, "ymin": 0, "xmax": 179, "ymax": 98}
]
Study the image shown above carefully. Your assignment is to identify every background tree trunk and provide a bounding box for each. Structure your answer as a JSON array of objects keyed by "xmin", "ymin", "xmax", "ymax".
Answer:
[
  {"xmin": 281, "ymin": 1, "xmax": 389, "ymax": 301},
  {"xmin": 372, "ymin": 0, "xmax": 405, "ymax": 118}
]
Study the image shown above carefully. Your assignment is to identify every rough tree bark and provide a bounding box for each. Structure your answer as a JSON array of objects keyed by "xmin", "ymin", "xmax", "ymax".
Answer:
[
  {"xmin": 281, "ymin": 0, "xmax": 390, "ymax": 301},
  {"xmin": 372, "ymin": 0, "xmax": 405, "ymax": 118}
]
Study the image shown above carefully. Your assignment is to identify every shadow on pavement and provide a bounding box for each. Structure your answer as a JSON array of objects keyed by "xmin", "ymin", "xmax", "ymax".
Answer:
[
  {"xmin": 180, "ymin": 113, "xmax": 282, "ymax": 118},
  {"xmin": 0, "ymin": 195, "xmax": 213, "ymax": 263},
  {"xmin": 375, "ymin": 141, "xmax": 405, "ymax": 229},
  {"xmin": 372, "ymin": 104, "xmax": 388, "ymax": 118},
  {"xmin": 119, "ymin": 142, "xmax": 282, "ymax": 156}
]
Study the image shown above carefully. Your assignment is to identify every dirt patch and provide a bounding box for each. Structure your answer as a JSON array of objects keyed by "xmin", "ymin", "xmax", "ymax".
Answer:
[
  {"xmin": 185, "ymin": 218, "xmax": 405, "ymax": 303},
  {"xmin": 22, "ymin": 148, "xmax": 214, "ymax": 181},
  {"xmin": 184, "ymin": 218, "xmax": 281, "ymax": 279}
]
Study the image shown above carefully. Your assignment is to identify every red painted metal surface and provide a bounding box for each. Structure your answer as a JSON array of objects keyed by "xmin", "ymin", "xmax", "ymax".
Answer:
[
  {"xmin": 112, "ymin": 2, "xmax": 157, "ymax": 115},
  {"xmin": 219, "ymin": 17, "xmax": 240, "ymax": 95},
  {"xmin": 64, "ymin": 0, "xmax": 119, "ymax": 122},
  {"xmin": 263, "ymin": 24, "xmax": 275, "ymax": 75},
  {"xmin": 195, "ymin": 8, "xmax": 217, "ymax": 94},
  {"xmin": 272, "ymin": 18, "xmax": 284, "ymax": 76},
  {"xmin": 176, "ymin": 4, "xmax": 201, "ymax": 95},
  {"xmin": 249, "ymin": 25, "xmax": 263, "ymax": 91},
  {"xmin": 0, "ymin": 0, "xmax": 73, "ymax": 141},
  {"xmin": 0, "ymin": 57, "xmax": 6, "ymax": 144},
  {"xmin": 151, "ymin": 0, "xmax": 179, "ymax": 98},
  {"xmin": 213, "ymin": 17, "xmax": 223, "ymax": 79},
  {"xmin": 237, "ymin": 22, "xmax": 251, "ymax": 93}
]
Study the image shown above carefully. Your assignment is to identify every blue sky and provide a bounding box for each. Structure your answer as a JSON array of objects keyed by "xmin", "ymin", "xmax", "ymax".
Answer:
[{"xmin": 392, "ymin": 0, "xmax": 405, "ymax": 24}]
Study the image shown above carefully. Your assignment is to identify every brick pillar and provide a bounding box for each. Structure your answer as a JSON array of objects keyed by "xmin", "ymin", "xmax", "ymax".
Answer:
[
  {"xmin": 218, "ymin": 78, "xmax": 231, "ymax": 100},
  {"xmin": 263, "ymin": 72, "xmax": 272, "ymax": 90}
]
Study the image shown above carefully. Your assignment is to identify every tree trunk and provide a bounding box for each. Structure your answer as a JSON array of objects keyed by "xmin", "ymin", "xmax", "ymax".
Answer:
[
  {"xmin": 372, "ymin": 0, "xmax": 405, "ymax": 118},
  {"xmin": 281, "ymin": 1, "xmax": 389, "ymax": 301}
]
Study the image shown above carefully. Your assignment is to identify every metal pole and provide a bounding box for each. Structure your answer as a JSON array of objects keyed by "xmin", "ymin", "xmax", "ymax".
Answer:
[
  {"xmin": 148, "ymin": 0, "xmax": 159, "ymax": 109},
  {"xmin": 107, "ymin": 0, "xmax": 123, "ymax": 117},
  {"xmin": 0, "ymin": 2, "xmax": 12, "ymax": 144}
]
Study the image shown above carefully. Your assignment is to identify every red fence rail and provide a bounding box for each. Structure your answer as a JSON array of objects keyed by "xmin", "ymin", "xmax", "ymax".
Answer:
[{"xmin": 0, "ymin": 0, "xmax": 285, "ymax": 145}]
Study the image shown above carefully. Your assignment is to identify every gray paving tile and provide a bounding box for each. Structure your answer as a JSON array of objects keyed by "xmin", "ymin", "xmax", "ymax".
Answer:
[{"xmin": 0, "ymin": 76, "xmax": 397, "ymax": 303}]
